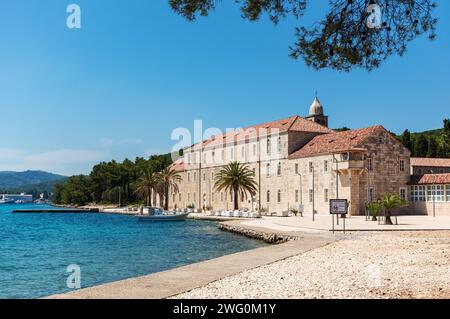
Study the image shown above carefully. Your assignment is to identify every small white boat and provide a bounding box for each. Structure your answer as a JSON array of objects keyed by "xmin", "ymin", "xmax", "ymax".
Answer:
[
  {"xmin": 137, "ymin": 208, "xmax": 189, "ymax": 222},
  {"xmin": 0, "ymin": 199, "xmax": 15, "ymax": 204}
]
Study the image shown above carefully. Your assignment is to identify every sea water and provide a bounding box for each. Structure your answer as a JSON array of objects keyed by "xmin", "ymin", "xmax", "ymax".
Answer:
[{"xmin": 0, "ymin": 204, "xmax": 266, "ymax": 298}]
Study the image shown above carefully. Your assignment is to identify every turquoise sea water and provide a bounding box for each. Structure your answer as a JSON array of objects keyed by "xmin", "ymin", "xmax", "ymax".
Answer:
[{"xmin": 0, "ymin": 204, "xmax": 266, "ymax": 299}]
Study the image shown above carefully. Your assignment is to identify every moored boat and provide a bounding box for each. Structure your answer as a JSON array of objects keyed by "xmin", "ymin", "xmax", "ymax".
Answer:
[{"xmin": 137, "ymin": 207, "xmax": 189, "ymax": 222}]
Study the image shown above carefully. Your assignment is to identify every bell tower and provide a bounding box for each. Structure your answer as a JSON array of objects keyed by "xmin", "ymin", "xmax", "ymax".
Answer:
[{"xmin": 305, "ymin": 96, "xmax": 328, "ymax": 127}]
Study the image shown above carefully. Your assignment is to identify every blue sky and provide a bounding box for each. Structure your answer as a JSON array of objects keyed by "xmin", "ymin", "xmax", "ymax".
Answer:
[{"xmin": 0, "ymin": 1, "xmax": 449, "ymax": 175}]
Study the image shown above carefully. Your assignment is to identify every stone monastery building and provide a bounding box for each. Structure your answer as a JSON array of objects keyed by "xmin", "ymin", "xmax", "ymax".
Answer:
[{"xmin": 168, "ymin": 97, "xmax": 450, "ymax": 216}]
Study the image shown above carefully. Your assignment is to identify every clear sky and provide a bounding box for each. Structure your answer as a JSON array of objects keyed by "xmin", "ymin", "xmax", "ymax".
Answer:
[{"xmin": 0, "ymin": 1, "xmax": 449, "ymax": 176}]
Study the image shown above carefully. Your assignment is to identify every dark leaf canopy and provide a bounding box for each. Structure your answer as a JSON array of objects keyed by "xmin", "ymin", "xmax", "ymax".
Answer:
[{"xmin": 169, "ymin": 0, "xmax": 437, "ymax": 71}]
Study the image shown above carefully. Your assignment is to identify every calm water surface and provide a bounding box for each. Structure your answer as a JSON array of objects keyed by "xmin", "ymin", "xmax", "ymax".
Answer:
[{"xmin": 0, "ymin": 204, "xmax": 266, "ymax": 298}]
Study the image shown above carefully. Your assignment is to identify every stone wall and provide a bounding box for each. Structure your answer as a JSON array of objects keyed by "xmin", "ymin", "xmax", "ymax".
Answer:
[{"xmin": 169, "ymin": 128, "xmax": 412, "ymax": 216}]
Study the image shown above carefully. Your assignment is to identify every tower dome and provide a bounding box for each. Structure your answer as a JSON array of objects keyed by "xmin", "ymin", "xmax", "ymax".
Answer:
[{"xmin": 309, "ymin": 96, "xmax": 324, "ymax": 116}]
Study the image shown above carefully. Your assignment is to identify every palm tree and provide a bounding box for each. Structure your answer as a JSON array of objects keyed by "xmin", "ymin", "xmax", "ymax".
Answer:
[
  {"xmin": 214, "ymin": 161, "xmax": 258, "ymax": 211},
  {"xmin": 366, "ymin": 200, "xmax": 382, "ymax": 221},
  {"xmin": 157, "ymin": 167, "xmax": 182, "ymax": 210},
  {"xmin": 134, "ymin": 169, "xmax": 158, "ymax": 206},
  {"xmin": 380, "ymin": 193, "xmax": 407, "ymax": 225}
]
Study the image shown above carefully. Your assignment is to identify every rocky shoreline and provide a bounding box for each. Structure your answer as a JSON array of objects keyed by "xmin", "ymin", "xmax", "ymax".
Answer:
[{"xmin": 218, "ymin": 222, "xmax": 298, "ymax": 244}]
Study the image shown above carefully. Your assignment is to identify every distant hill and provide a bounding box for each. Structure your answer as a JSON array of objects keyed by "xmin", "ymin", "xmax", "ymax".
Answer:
[{"xmin": 0, "ymin": 170, "xmax": 67, "ymax": 190}]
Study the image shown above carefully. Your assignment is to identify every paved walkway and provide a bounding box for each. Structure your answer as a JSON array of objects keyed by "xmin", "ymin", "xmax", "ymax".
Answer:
[
  {"xmin": 47, "ymin": 232, "xmax": 335, "ymax": 299},
  {"xmin": 243, "ymin": 215, "xmax": 450, "ymax": 232}
]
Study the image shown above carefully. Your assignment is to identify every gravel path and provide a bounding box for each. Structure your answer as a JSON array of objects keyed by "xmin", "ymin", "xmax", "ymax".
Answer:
[{"xmin": 173, "ymin": 231, "xmax": 450, "ymax": 299}]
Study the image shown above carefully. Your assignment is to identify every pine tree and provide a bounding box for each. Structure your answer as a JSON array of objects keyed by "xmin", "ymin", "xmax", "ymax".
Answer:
[
  {"xmin": 427, "ymin": 136, "xmax": 437, "ymax": 158},
  {"xmin": 414, "ymin": 135, "xmax": 428, "ymax": 157},
  {"xmin": 400, "ymin": 129, "xmax": 412, "ymax": 151}
]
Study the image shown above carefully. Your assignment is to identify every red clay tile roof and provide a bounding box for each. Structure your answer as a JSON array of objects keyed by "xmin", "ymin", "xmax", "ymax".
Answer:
[
  {"xmin": 192, "ymin": 115, "xmax": 334, "ymax": 149},
  {"xmin": 169, "ymin": 159, "xmax": 184, "ymax": 172},
  {"xmin": 289, "ymin": 125, "xmax": 385, "ymax": 159},
  {"xmin": 409, "ymin": 173, "xmax": 450, "ymax": 185},
  {"xmin": 410, "ymin": 157, "xmax": 450, "ymax": 168}
]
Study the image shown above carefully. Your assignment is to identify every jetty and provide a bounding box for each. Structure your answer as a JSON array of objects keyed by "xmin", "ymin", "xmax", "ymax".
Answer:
[{"xmin": 12, "ymin": 208, "xmax": 100, "ymax": 214}]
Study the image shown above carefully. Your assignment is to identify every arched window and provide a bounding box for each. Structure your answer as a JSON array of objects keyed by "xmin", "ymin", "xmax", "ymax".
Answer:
[
  {"xmin": 277, "ymin": 162, "xmax": 282, "ymax": 176},
  {"xmin": 266, "ymin": 164, "xmax": 271, "ymax": 176},
  {"xmin": 267, "ymin": 137, "xmax": 271, "ymax": 155},
  {"xmin": 267, "ymin": 190, "xmax": 271, "ymax": 203}
]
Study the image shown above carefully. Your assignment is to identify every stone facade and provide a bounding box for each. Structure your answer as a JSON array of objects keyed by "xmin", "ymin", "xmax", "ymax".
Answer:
[{"xmin": 167, "ymin": 99, "xmax": 414, "ymax": 216}]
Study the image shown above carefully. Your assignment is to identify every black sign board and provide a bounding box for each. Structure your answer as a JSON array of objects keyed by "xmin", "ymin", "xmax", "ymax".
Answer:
[{"xmin": 330, "ymin": 199, "xmax": 348, "ymax": 215}]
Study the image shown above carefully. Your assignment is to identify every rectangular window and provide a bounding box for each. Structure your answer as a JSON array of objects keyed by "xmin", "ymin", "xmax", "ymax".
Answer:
[
  {"xmin": 399, "ymin": 160, "xmax": 405, "ymax": 172},
  {"xmin": 324, "ymin": 189, "xmax": 328, "ymax": 202},
  {"xmin": 295, "ymin": 190, "xmax": 299, "ymax": 203},
  {"xmin": 368, "ymin": 158, "xmax": 373, "ymax": 171},
  {"xmin": 410, "ymin": 185, "xmax": 425, "ymax": 201},
  {"xmin": 369, "ymin": 188, "xmax": 374, "ymax": 202},
  {"xmin": 427, "ymin": 185, "xmax": 444, "ymax": 202},
  {"xmin": 295, "ymin": 164, "xmax": 299, "ymax": 175},
  {"xmin": 266, "ymin": 191, "xmax": 270, "ymax": 203},
  {"xmin": 309, "ymin": 162, "xmax": 313, "ymax": 173},
  {"xmin": 324, "ymin": 160, "xmax": 328, "ymax": 172},
  {"xmin": 447, "ymin": 185, "xmax": 450, "ymax": 202},
  {"xmin": 194, "ymin": 172, "xmax": 196, "ymax": 181},
  {"xmin": 187, "ymin": 173, "xmax": 190, "ymax": 182},
  {"xmin": 267, "ymin": 138, "xmax": 271, "ymax": 155},
  {"xmin": 277, "ymin": 162, "xmax": 282, "ymax": 176},
  {"xmin": 309, "ymin": 189, "xmax": 313, "ymax": 203},
  {"xmin": 277, "ymin": 137, "xmax": 282, "ymax": 154},
  {"xmin": 399, "ymin": 188, "xmax": 406, "ymax": 201},
  {"xmin": 277, "ymin": 190, "xmax": 281, "ymax": 203},
  {"xmin": 203, "ymin": 173, "xmax": 206, "ymax": 181}
]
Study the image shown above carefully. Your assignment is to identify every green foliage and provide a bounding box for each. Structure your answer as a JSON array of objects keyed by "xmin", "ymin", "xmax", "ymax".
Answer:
[
  {"xmin": 400, "ymin": 129, "xmax": 412, "ymax": 152},
  {"xmin": 366, "ymin": 200, "xmax": 382, "ymax": 221},
  {"xmin": 380, "ymin": 192, "xmax": 407, "ymax": 225},
  {"xmin": 289, "ymin": 207, "xmax": 299, "ymax": 216},
  {"xmin": 396, "ymin": 119, "xmax": 450, "ymax": 158},
  {"xmin": 169, "ymin": 0, "xmax": 437, "ymax": 72},
  {"xmin": 214, "ymin": 161, "xmax": 258, "ymax": 211},
  {"xmin": 157, "ymin": 167, "xmax": 182, "ymax": 210},
  {"xmin": 52, "ymin": 154, "xmax": 174, "ymax": 206},
  {"xmin": 427, "ymin": 136, "xmax": 437, "ymax": 158},
  {"xmin": 334, "ymin": 126, "xmax": 351, "ymax": 132}
]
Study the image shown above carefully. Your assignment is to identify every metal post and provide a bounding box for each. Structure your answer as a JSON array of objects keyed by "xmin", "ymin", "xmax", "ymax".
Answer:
[
  {"xmin": 332, "ymin": 214, "xmax": 335, "ymax": 234},
  {"xmin": 433, "ymin": 184, "xmax": 436, "ymax": 218},
  {"xmin": 343, "ymin": 216, "xmax": 346, "ymax": 234},
  {"xmin": 312, "ymin": 166, "xmax": 315, "ymax": 222},
  {"xmin": 334, "ymin": 155, "xmax": 339, "ymax": 225}
]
